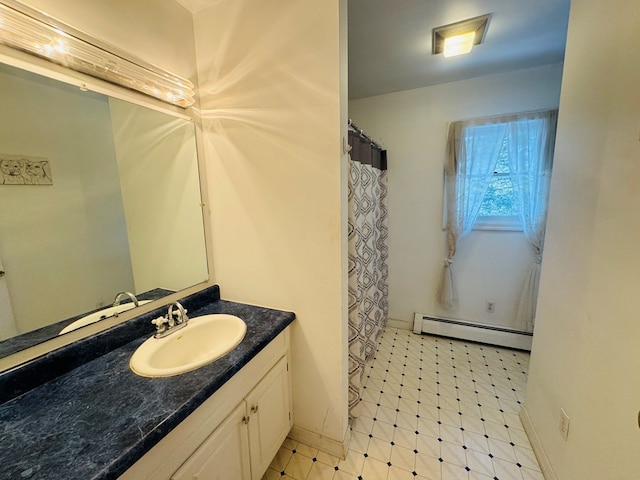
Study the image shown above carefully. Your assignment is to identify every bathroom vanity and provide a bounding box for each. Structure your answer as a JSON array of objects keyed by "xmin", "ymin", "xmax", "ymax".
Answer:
[
  {"xmin": 0, "ymin": 286, "xmax": 295, "ymax": 480},
  {"xmin": 0, "ymin": 5, "xmax": 296, "ymax": 478},
  {"xmin": 122, "ymin": 325, "xmax": 291, "ymax": 480}
]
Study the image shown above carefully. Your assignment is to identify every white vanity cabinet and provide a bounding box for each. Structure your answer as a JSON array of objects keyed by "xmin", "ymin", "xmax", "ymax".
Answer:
[
  {"xmin": 171, "ymin": 402, "xmax": 251, "ymax": 480},
  {"xmin": 245, "ymin": 356, "xmax": 291, "ymax": 477},
  {"xmin": 120, "ymin": 328, "xmax": 292, "ymax": 480}
]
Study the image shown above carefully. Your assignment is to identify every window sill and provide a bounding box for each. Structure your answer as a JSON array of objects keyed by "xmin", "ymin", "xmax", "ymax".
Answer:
[{"xmin": 473, "ymin": 216, "xmax": 522, "ymax": 232}]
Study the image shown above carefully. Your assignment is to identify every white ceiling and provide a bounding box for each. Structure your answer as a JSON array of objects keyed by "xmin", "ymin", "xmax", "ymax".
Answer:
[{"xmin": 348, "ymin": 0, "xmax": 571, "ymax": 99}]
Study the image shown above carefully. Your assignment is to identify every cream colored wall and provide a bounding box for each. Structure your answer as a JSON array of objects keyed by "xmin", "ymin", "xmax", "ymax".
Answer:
[
  {"xmin": 193, "ymin": 0, "xmax": 349, "ymax": 451},
  {"xmin": 109, "ymin": 99, "xmax": 208, "ymax": 293},
  {"xmin": 523, "ymin": 0, "xmax": 640, "ymax": 478},
  {"xmin": 349, "ymin": 64, "xmax": 563, "ymax": 331}
]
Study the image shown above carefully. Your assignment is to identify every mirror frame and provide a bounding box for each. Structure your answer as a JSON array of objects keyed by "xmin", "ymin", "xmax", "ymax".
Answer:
[{"xmin": 0, "ymin": 32, "xmax": 213, "ymax": 374}]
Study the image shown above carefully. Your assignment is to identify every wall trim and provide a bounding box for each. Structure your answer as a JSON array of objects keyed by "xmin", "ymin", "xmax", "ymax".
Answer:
[
  {"xmin": 520, "ymin": 405, "xmax": 557, "ymax": 480},
  {"xmin": 288, "ymin": 424, "xmax": 351, "ymax": 460}
]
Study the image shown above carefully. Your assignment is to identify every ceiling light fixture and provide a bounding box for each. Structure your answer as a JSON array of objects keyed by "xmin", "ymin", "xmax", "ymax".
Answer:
[{"xmin": 433, "ymin": 14, "xmax": 491, "ymax": 58}]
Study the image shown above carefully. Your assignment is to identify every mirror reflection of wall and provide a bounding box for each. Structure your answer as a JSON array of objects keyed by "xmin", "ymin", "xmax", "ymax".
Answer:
[
  {"xmin": 109, "ymin": 99, "xmax": 208, "ymax": 294},
  {"xmin": 0, "ymin": 61, "xmax": 208, "ymax": 350}
]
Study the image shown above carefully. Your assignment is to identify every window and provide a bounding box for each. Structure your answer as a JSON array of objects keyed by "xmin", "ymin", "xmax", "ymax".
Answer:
[
  {"xmin": 478, "ymin": 139, "xmax": 517, "ymax": 216},
  {"xmin": 443, "ymin": 110, "xmax": 557, "ymax": 234},
  {"xmin": 475, "ymin": 136, "xmax": 520, "ymax": 230},
  {"xmin": 439, "ymin": 109, "xmax": 557, "ymax": 312}
]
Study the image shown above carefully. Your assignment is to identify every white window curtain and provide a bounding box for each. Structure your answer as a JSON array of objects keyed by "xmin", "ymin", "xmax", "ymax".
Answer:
[
  {"xmin": 507, "ymin": 110, "xmax": 558, "ymax": 331},
  {"xmin": 437, "ymin": 120, "xmax": 508, "ymax": 308},
  {"xmin": 437, "ymin": 110, "xmax": 557, "ymax": 330}
]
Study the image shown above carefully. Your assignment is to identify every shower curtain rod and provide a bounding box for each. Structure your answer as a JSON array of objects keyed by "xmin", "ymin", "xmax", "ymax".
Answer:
[{"xmin": 348, "ymin": 119, "xmax": 384, "ymax": 151}]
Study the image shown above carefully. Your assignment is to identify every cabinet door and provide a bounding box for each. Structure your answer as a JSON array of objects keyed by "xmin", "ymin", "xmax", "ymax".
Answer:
[
  {"xmin": 171, "ymin": 402, "xmax": 251, "ymax": 480},
  {"xmin": 246, "ymin": 356, "xmax": 292, "ymax": 480}
]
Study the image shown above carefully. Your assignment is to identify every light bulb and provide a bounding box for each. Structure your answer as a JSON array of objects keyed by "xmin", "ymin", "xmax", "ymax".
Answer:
[{"xmin": 443, "ymin": 31, "xmax": 476, "ymax": 57}]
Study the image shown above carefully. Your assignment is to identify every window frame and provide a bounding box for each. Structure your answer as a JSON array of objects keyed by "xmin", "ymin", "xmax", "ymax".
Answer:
[
  {"xmin": 472, "ymin": 126, "xmax": 521, "ymax": 231},
  {"xmin": 441, "ymin": 183, "xmax": 522, "ymax": 232},
  {"xmin": 475, "ymin": 167, "xmax": 521, "ymax": 231}
]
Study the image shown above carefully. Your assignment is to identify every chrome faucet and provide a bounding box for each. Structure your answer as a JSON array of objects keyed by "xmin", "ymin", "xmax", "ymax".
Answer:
[
  {"xmin": 113, "ymin": 291, "xmax": 139, "ymax": 307},
  {"xmin": 111, "ymin": 291, "xmax": 140, "ymax": 318},
  {"xmin": 152, "ymin": 301, "xmax": 189, "ymax": 338}
]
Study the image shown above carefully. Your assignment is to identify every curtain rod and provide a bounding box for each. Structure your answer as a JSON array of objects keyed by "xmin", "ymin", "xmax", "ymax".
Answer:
[{"xmin": 348, "ymin": 119, "xmax": 384, "ymax": 151}]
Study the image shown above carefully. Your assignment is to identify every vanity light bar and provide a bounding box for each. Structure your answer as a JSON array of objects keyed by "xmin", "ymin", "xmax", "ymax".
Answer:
[{"xmin": 0, "ymin": 1, "xmax": 195, "ymax": 107}]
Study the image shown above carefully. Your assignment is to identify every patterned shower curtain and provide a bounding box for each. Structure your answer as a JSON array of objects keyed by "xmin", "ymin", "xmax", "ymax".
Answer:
[{"xmin": 347, "ymin": 129, "xmax": 389, "ymax": 417}]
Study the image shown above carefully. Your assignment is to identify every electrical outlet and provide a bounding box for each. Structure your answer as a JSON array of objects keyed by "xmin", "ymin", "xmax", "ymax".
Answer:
[
  {"xmin": 486, "ymin": 300, "xmax": 495, "ymax": 313},
  {"xmin": 559, "ymin": 408, "xmax": 570, "ymax": 440}
]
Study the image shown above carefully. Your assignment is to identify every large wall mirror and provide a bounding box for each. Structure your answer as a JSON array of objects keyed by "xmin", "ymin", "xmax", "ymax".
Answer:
[{"xmin": 0, "ymin": 60, "xmax": 209, "ymax": 359}]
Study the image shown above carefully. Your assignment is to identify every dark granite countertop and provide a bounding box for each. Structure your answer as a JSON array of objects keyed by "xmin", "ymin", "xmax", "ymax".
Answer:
[{"xmin": 0, "ymin": 286, "xmax": 295, "ymax": 480}]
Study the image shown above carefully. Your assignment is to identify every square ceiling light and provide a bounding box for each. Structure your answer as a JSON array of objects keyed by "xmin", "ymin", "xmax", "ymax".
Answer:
[{"xmin": 432, "ymin": 14, "xmax": 491, "ymax": 58}]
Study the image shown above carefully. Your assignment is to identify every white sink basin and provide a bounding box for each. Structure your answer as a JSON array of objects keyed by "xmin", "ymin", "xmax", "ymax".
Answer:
[
  {"xmin": 129, "ymin": 314, "xmax": 247, "ymax": 378},
  {"xmin": 59, "ymin": 300, "xmax": 152, "ymax": 335}
]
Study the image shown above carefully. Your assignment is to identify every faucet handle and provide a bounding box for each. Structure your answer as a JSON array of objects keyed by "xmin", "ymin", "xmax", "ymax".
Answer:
[{"xmin": 152, "ymin": 316, "xmax": 169, "ymax": 335}]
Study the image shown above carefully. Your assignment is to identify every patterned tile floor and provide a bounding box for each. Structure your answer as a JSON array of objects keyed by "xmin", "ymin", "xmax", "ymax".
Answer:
[{"xmin": 263, "ymin": 327, "xmax": 544, "ymax": 480}]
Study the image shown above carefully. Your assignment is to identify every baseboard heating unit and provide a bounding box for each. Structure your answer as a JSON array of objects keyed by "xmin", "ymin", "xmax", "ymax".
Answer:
[{"xmin": 413, "ymin": 314, "xmax": 533, "ymax": 351}]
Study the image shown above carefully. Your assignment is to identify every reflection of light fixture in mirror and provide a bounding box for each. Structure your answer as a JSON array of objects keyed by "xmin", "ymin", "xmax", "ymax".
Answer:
[
  {"xmin": 0, "ymin": 0, "xmax": 194, "ymax": 107},
  {"xmin": 433, "ymin": 14, "xmax": 491, "ymax": 58}
]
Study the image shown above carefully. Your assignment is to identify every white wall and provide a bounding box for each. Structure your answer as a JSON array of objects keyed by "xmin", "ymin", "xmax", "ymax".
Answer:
[
  {"xmin": 349, "ymin": 64, "xmax": 563, "ymax": 331},
  {"xmin": 109, "ymin": 99, "xmax": 208, "ymax": 292},
  {"xmin": 0, "ymin": 65, "xmax": 135, "ymax": 334},
  {"xmin": 523, "ymin": 0, "xmax": 640, "ymax": 478},
  {"xmin": 193, "ymin": 0, "xmax": 349, "ymax": 454}
]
